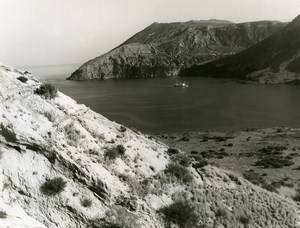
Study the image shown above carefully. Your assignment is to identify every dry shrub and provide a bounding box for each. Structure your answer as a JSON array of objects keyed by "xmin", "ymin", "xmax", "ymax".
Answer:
[
  {"xmin": 0, "ymin": 124, "xmax": 17, "ymax": 143},
  {"xmin": 123, "ymin": 175, "xmax": 151, "ymax": 198},
  {"xmin": 35, "ymin": 83, "xmax": 58, "ymax": 99},
  {"xmin": 17, "ymin": 76, "xmax": 28, "ymax": 83},
  {"xmin": 172, "ymin": 153, "xmax": 192, "ymax": 167},
  {"xmin": 81, "ymin": 198, "xmax": 92, "ymax": 208},
  {"xmin": 101, "ymin": 207, "xmax": 139, "ymax": 228},
  {"xmin": 166, "ymin": 148, "xmax": 180, "ymax": 155},
  {"xmin": 164, "ymin": 163, "xmax": 193, "ymax": 184},
  {"xmin": 253, "ymin": 157, "xmax": 294, "ymax": 168},
  {"xmin": 64, "ymin": 122, "xmax": 81, "ymax": 145},
  {"xmin": 88, "ymin": 180, "xmax": 109, "ymax": 201},
  {"xmin": 104, "ymin": 145, "xmax": 126, "ymax": 160},
  {"xmin": 158, "ymin": 200, "xmax": 199, "ymax": 227},
  {"xmin": 43, "ymin": 111, "xmax": 56, "ymax": 122},
  {"xmin": 40, "ymin": 177, "xmax": 66, "ymax": 196},
  {"xmin": 0, "ymin": 211, "xmax": 7, "ymax": 219}
]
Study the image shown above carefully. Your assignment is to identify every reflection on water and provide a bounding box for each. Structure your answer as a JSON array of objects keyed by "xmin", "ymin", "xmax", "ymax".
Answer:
[{"xmin": 20, "ymin": 65, "xmax": 300, "ymax": 133}]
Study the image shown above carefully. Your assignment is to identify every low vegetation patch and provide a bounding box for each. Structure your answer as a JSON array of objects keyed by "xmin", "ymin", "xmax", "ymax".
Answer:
[
  {"xmin": 118, "ymin": 125, "xmax": 127, "ymax": 133},
  {"xmin": 243, "ymin": 171, "xmax": 292, "ymax": 192},
  {"xmin": 190, "ymin": 155, "xmax": 209, "ymax": 169},
  {"xmin": 179, "ymin": 136, "xmax": 190, "ymax": 142},
  {"xmin": 215, "ymin": 207, "xmax": 228, "ymax": 218},
  {"xmin": 246, "ymin": 145, "xmax": 291, "ymax": 169},
  {"xmin": 120, "ymin": 175, "xmax": 151, "ymax": 198},
  {"xmin": 172, "ymin": 153, "xmax": 192, "ymax": 167},
  {"xmin": 258, "ymin": 145, "xmax": 287, "ymax": 156},
  {"xmin": 92, "ymin": 207, "xmax": 138, "ymax": 228},
  {"xmin": 292, "ymin": 189, "xmax": 300, "ymax": 202},
  {"xmin": 43, "ymin": 111, "xmax": 56, "ymax": 122},
  {"xmin": 252, "ymin": 145, "xmax": 293, "ymax": 168},
  {"xmin": 164, "ymin": 163, "xmax": 193, "ymax": 183},
  {"xmin": 192, "ymin": 160, "xmax": 209, "ymax": 169},
  {"xmin": 25, "ymin": 142, "xmax": 42, "ymax": 152},
  {"xmin": 0, "ymin": 211, "xmax": 7, "ymax": 219},
  {"xmin": 81, "ymin": 198, "xmax": 92, "ymax": 208},
  {"xmin": 64, "ymin": 122, "xmax": 81, "ymax": 145},
  {"xmin": 40, "ymin": 177, "xmax": 67, "ymax": 196},
  {"xmin": 17, "ymin": 76, "xmax": 28, "ymax": 83},
  {"xmin": 115, "ymin": 195, "xmax": 138, "ymax": 211},
  {"xmin": 227, "ymin": 173, "xmax": 242, "ymax": 185},
  {"xmin": 35, "ymin": 83, "xmax": 58, "ymax": 99},
  {"xmin": 253, "ymin": 157, "xmax": 294, "ymax": 168},
  {"xmin": 101, "ymin": 224, "xmax": 123, "ymax": 228},
  {"xmin": 88, "ymin": 180, "xmax": 109, "ymax": 201},
  {"xmin": 166, "ymin": 148, "xmax": 179, "ymax": 156},
  {"xmin": 158, "ymin": 200, "xmax": 198, "ymax": 227},
  {"xmin": 243, "ymin": 171, "xmax": 265, "ymax": 186},
  {"xmin": 239, "ymin": 215, "xmax": 250, "ymax": 225},
  {"xmin": 192, "ymin": 149, "xmax": 228, "ymax": 159},
  {"xmin": 0, "ymin": 124, "xmax": 17, "ymax": 143},
  {"xmin": 261, "ymin": 182, "xmax": 278, "ymax": 192},
  {"xmin": 266, "ymin": 178, "xmax": 294, "ymax": 191},
  {"xmin": 104, "ymin": 145, "xmax": 126, "ymax": 160},
  {"xmin": 201, "ymin": 135, "xmax": 233, "ymax": 142}
]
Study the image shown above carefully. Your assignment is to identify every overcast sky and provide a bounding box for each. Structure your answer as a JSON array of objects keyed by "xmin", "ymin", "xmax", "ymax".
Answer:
[{"xmin": 1, "ymin": 0, "xmax": 299, "ymax": 67}]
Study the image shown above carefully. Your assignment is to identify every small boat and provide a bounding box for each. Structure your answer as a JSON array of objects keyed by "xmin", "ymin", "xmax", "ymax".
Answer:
[{"xmin": 174, "ymin": 81, "xmax": 189, "ymax": 88}]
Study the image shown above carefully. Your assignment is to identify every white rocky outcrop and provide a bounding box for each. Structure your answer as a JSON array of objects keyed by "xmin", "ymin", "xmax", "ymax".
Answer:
[{"xmin": 0, "ymin": 64, "xmax": 300, "ymax": 228}]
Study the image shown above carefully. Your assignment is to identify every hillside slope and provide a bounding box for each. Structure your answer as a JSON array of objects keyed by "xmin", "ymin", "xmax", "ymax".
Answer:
[
  {"xmin": 68, "ymin": 20, "xmax": 285, "ymax": 80},
  {"xmin": 181, "ymin": 14, "xmax": 300, "ymax": 84},
  {"xmin": 1, "ymin": 64, "xmax": 300, "ymax": 227}
]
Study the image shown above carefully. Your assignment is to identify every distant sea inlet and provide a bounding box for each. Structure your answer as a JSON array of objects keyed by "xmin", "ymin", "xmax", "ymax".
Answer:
[{"xmin": 20, "ymin": 64, "xmax": 300, "ymax": 133}]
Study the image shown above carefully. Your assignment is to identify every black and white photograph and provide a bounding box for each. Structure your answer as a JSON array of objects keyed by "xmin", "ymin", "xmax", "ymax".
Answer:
[{"xmin": 1, "ymin": 0, "xmax": 300, "ymax": 227}]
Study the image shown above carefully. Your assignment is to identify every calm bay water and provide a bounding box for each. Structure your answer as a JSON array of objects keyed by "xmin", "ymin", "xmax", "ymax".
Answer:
[{"xmin": 21, "ymin": 65, "xmax": 300, "ymax": 133}]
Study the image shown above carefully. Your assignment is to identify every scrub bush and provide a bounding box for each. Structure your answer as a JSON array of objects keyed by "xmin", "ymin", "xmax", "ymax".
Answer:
[
  {"xmin": 40, "ymin": 177, "xmax": 66, "ymax": 196},
  {"xmin": 159, "ymin": 200, "xmax": 198, "ymax": 227},
  {"xmin": 164, "ymin": 163, "xmax": 193, "ymax": 183},
  {"xmin": 35, "ymin": 83, "xmax": 58, "ymax": 99}
]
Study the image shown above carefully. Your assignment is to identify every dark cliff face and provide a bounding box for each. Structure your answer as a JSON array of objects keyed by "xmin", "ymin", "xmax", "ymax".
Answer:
[
  {"xmin": 181, "ymin": 15, "xmax": 300, "ymax": 83},
  {"xmin": 68, "ymin": 20, "xmax": 286, "ymax": 80}
]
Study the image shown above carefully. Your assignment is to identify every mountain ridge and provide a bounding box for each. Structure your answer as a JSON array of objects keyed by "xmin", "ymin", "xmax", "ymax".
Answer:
[
  {"xmin": 180, "ymin": 14, "xmax": 300, "ymax": 84},
  {"xmin": 68, "ymin": 19, "xmax": 286, "ymax": 80}
]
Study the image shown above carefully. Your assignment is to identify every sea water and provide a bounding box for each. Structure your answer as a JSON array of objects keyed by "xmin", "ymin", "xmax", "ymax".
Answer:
[{"xmin": 20, "ymin": 64, "xmax": 300, "ymax": 133}]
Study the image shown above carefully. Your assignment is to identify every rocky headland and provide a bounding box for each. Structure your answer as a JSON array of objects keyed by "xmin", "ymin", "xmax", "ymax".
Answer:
[{"xmin": 68, "ymin": 20, "xmax": 285, "ymax": 80}]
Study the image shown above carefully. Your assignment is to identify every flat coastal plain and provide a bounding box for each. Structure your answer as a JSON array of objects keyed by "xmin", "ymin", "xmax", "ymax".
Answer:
[{"xmin": 154, "ymin": 127, "xmax": 300, "ymax": 199}]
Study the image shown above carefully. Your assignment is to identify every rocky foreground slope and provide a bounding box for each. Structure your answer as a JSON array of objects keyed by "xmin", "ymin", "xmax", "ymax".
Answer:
[
  {"xmin": 1, "ymin": 64, "xmax": 300, "ymax": 227},
  {"xmin": 68, "ymin": 20, "xmax": 285, "ymax": 80},
  {"xmin": 181, "ymin": 14, "xmax": 300, "ymax": 84}
]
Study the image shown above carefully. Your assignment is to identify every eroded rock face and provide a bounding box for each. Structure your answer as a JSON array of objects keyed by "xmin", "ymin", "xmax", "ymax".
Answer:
[{"xmin": 68, "ymin": 20, "xmax": 286, "ymax": 80}]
